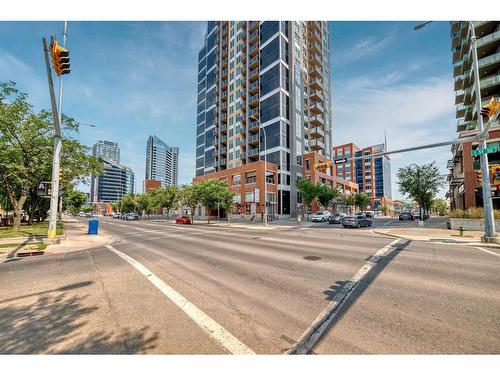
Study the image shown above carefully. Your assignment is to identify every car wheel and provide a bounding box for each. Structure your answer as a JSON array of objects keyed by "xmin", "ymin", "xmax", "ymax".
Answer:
[
  {"xmin": 357, "ymin": 223, "xmax": 360, "ymax": 228},
  {"xmin": 368, "ymin": 222, "xmax": 372, "ymax": 227}
]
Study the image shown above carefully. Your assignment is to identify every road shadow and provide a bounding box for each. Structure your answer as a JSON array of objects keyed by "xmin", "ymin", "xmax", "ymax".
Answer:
[
  {"xmin": 0, "ymin": 288, "xmax": 158, "ymax": 354},
  {"xmin": 3, "ymin": 236, "xmax": 36, "ymax": 261},
  {"xmin": 316, "ymin": 240, "xmax": 412, "ymax": 350}
]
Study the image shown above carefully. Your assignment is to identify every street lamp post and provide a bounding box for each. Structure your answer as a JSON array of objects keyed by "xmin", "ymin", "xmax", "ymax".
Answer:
[
  {"xmin": 415, "ymin": 21, "xmax": 497, "ymax": 240},
  {"xmin": 261, "ymin": 126, "xmax": 268, "ymax": 225}
]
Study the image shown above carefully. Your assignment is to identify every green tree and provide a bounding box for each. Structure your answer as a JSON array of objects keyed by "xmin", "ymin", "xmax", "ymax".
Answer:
[
  {"xmin": 120, "ymin": 194, "xmax": 137, "ymax": 213},
  {"xmin": 397, "ymin": 162, "xmax": 445, "ymax": 219},
  {"xmin": 380, "ymin": 203, "xmax": 388, "ymax": 216},
  {"xmin": 195, "ymin": 179, "xmax": 234, "ymax": 224},
  {"xmin": 342, "ymin": 194, "xmax": 356, "ymax": 214},
  {"xmin": 136, "ymin": 193, "xmax": 154, "ymax": 219},
  {"xmin": 316, "ymin": 184, "xmax": 341, "ymax": 211},
  {"xmin": 354, "ymin": 192, "xmax": 371, "ymax": 212},
  {"xmin": 155, "ymin": 185, "xmax": 179, "ymax": 222},
  {"xmin": 0, "ymin": 81, "xmax": 100, "ymax": 230},
  {"xmin": 62, "ymin": 185, "xmax": 88, "ymax": 215},
  {"xmin": 178, "ymin": 184, "xmax": 201, "ymax": 224},
  {"xmin": 432, "ymin": 198, "xmax": 448, "ymax": 216},
  {"xmin": 296, "ymin": 178, "xmax": 319, "ymax": 220}
]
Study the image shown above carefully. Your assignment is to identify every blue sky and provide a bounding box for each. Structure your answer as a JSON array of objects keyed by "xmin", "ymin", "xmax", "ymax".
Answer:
[{"xmin": 0, "ymin": 21, "xmax": 455, "ymax": 200}]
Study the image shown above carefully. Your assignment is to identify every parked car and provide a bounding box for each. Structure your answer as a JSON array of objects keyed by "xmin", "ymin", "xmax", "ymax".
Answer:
[
  {"xmin": 342, "ymin": 215, "xmax": 372, "ymax": 228},
  {"xmin": 85, "ymin": 212, "xmax": 92, "ymax": 218},
  {"xmin": 176, "ymin": 215, "xmax": 192, "ymax": 224},
  {"xmin": 78, "ymin": 212, "xmax": 85, "ymax": 217},
  {"xmin": 355, "ymin": 212, "xmax": 367, "ymax": 217},
  {"xmin": 399, "ymin": 211, "xmax": 414, "ymax": 221},
  {"xmin": 364, "ymin": 211, "xmax": 374, "ymax": 219},
  {"xmin": 311, "ymin": 211, "xmax": 331, "ymax": 222},
  {"xmin": 123, "ymin": 212, "xmax": 139, "ymax": 221},
  {"xmin": 112, "ymin": 213, "xmax": 122, "ymax": 219},
  {"xmin": 328, "ymin": 213, "xmax": 346, "ymax": 224}
]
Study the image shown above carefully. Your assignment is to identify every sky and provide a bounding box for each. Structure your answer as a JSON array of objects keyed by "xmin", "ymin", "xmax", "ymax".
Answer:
[{"xmin": 0, "ymin": 21, "xmax": 455, "ymax": 200}]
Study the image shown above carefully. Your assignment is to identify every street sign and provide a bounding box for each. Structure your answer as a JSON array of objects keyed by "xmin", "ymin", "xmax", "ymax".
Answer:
[
  {"xmin": 471, "ymin": 145, "xmax": 498, "ymax": 156},
  {"xmin": 37, "ymin": 182, "xmax": 51, "ymax": 198},
  {"xmin": 254, "ymin": 188, "xmax": 260, "ymax": 203},
  {"xmin": 334, "ymin": 158, "xmax": 348, "ymax": 165}
]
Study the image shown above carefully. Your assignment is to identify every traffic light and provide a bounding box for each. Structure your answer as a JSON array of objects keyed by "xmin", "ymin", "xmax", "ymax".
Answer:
[
  {"xmin": 50, "ymin": 40, "xmax": 70, "ymax": 76},
  {"xmin": 480, "ymin": 97, "xmax": 500, "ymax": 119},
  {"xmin": 490, "ymin": 165, "xmax": 500, "ymax": 186},
  {"xmin": 476, "ymin": 170, "xmax": 482, "ymax": 185}
]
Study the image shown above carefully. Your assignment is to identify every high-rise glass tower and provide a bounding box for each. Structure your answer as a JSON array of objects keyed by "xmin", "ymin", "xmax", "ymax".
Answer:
[
  {"xmin": 90, "ymin": 140, "xmax": 134, "ymax": 203},
  {"xmin": 145, "ymin": 135, "xmax": 179, "ymax": 188},
  {"xmin": 92, "ymin": 140, "xmax": 120, "ymax": 163},
  {"xmin": 195, "ymin": 21, "xmax": 332, "ymax": 216}
]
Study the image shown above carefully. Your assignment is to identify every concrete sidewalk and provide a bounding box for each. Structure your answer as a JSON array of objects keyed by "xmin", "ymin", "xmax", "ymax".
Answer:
[
  {"xmin": 197, "ymin": 218, "xmax": 315, "ymax": 230},
  {"xmin": 372, "ymin": 227, "xmax": 498, "ymax": 246},
  {"xmin": 44, "ymin": 217, "xmax": 111, "ymax": 255}
]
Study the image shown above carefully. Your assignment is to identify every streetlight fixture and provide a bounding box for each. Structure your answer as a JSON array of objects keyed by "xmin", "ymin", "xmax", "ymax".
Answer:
[{"xmin": 415, "ymin": 21, "xmax": 497, "ymax": 240}]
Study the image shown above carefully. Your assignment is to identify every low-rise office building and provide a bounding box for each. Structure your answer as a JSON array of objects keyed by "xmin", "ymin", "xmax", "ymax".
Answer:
[
  {"xmin": 193, "ymin": 160, "xmax": 278, "ymax": 221},
  {"xmin": 332, "ymin": 142, "xmax": 392, "ymax": 211}
]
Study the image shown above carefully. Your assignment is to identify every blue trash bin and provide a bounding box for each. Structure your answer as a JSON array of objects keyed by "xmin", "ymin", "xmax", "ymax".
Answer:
[{"xmin": 88, "ymin": 220, "xmax": 99, "ymax": 235}]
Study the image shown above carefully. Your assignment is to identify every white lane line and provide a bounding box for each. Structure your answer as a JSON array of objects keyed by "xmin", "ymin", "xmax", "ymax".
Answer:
[
  {"xmin": 475, "ymin": 247, "xmax": 500, "ymax": 258},
  {"xmin": 287, "ymin": 238, "xmax": 402, "ymax": 354},
  {"xmin": 106, "ymin": 244, "xmax": 255, "ymax": 355}
]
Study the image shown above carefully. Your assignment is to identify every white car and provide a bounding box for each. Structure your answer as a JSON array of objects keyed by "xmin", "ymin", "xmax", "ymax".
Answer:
[{"xmin": 311, "ymin": 211, "xmax": 331, "ymax": 222}]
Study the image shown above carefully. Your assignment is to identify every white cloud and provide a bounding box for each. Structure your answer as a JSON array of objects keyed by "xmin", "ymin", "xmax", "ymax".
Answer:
[
  {"xmin": 335, "ymin": 35, "xmax": 393, "ymax": 64},
  {"xmin": 333, "ymin": 75, "xmax": 456, "ymax": 200}
]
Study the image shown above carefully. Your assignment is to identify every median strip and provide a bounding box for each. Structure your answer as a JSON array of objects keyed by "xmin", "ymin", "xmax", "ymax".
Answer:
[
  {"xmin": 287, "ymin": 238, "xmax": 401, "ymax": 355},
  {"xmin": 106, "ymin": 244, "xmax": 255, "ymax": 355}
]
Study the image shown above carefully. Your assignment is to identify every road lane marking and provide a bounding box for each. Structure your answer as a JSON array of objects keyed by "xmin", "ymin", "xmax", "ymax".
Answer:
[
  {"xmin": 287, "ymin": 238, "xmax": 402, "ymax": 355},
  {"xmin": 105, "ymin": 244, "xmax": 255, "ymax": 355},
  {"xmin": 383, "ymin": 220, "xmax": 396, "ymax": 226},
  {"xmin": 474, "ymin": 247, "xmax": 500, "ymax": 258}
]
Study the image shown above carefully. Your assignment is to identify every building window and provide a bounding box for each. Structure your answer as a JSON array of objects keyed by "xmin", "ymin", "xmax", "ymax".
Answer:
[
  {"xmin": 260, "ymin": 21, "xmax": 279, "ymax": 44},
  {"xmin": 261, "ymin": 64, "xmax": 280, "ymax": 96},
  {"xmin": 260, "ymin": 37, "xmax": 280, "ymax": 70},
  {"xmin": 232, "ymin": 174, "xmax": 241, "ymax": 186},
  {"xmin": 261, "ymin": 92, "xmax": 281, "ymax": 123}
]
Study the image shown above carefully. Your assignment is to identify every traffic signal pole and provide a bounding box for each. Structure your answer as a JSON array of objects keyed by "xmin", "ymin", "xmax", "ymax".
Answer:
[
  {"xmin": 469, "ymin": 22, "xmax": 496, "ymax": 239},
  {"xmin": 43, "ymin": 36, "xmax": 62, "ymax": 239},
  {"xmin": 56, "ymin": 21, "xmax": 68, "ymax": 223},
  {"xmin": 45, "ymin": 21, "xmax": 68, "ymax": 239}
]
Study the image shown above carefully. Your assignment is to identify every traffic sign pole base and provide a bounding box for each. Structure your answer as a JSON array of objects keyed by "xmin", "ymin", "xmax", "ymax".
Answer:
[
  {"xmin": 481, "ymin": 235, "xmax": 500, "ymax": 244},
  {"xmin": 47, "ymin": 229, "xmax": 57, "ymax": 239}
]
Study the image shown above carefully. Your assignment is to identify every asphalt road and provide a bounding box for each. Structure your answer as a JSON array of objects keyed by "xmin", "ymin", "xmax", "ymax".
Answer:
[{"xmin": 0, "ymin": 217, "xmax": 498, "ymax": 354}]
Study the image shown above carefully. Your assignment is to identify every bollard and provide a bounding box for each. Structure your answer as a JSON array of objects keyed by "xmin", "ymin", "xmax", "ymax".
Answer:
[{"xmin": 459, "ymin": 226, "xmax": 464, "ymax": 237}]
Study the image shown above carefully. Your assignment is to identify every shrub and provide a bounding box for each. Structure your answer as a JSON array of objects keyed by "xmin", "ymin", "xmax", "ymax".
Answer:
[{"xmin": 449, "ymin": 207, "xmax": 500, "ymax": 219}]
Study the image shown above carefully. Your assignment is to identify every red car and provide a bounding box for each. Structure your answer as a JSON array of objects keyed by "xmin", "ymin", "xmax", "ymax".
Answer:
[{"xmin": 176, "ymin": 215, "xmax": 191, "ymax": 224}]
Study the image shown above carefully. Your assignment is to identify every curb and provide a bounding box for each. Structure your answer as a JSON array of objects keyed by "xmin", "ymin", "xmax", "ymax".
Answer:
[{"xmin": 371, "ymin": 230, "xmax": 500, "ymax": 248}]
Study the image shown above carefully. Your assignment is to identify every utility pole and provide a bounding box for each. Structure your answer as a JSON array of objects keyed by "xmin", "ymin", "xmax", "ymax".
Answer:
[
  {"xmin": 45, "ymin": 21, "xmax": 68, "ymax": 239},
  {"xmin": 469, "ymin": 22, "xmax": 496, "ymax": 240}
]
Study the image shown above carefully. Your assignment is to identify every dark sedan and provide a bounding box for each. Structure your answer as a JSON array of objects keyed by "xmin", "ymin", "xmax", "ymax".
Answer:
[
  {"xmin": 342, "ymin": 215, "xmax": 372, "ymax": 228},
  {"xmin": 328, "ymin": 213, "xmax": 346, "ymax": 224},
  {"xmin": 123, "ymin": 213, "xmax": 139, "ymax": 221},
  {"xmin": 399, "ymin": 212, "xmax": 414, "ymax": 221}
]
